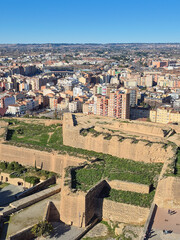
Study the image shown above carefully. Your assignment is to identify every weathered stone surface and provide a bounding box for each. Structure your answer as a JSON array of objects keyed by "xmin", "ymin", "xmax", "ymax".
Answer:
[
  {"xmin": 115, "ymin": 223, "xmax": 125, "ymax": 235},
  {"xmin": 154, "ymin": 177, "xmax": 180, "ymax": 209},
  {"xmin": 103, "ymin": 199, "xmax": 149, "ymax": 225},
  {"xmin": 84, "ymin": 223, "xmax": 108, "ymax": 238},
  {"xmin": 0, "ymin": 144, "xmax": 85, "ymax": 176},
  {"xmin": 108, "ymin": 180, "xmax": 150, "ymax": 194},
  {"xmin": 63, "ymin": 113, "xmax": 174, "ymax": 163}
]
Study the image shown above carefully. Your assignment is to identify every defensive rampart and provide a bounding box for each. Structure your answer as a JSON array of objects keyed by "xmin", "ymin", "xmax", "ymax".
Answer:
[
  {"xmin": 0, "ymin": 143, "xmax": 85, "ymax": 176},
  {"xmin": 63, "ymin": 113, "xmax": 174, "ymax": 163},
  {"xmin": 107, "ymin": 180, "xmax": 150, "ymax": 194},
  {"xmin": 113, "ymin": 121, "xmax": 172, "ymax": 138},
  {"xmin": 103, "ymin": 199, "xmax": 149, "ymax": 225},
  {"xmin": 60, "ymin": 181, "xmax": 149, "ymax": 227},
  {"xmin": 154, "ymin": 177, "xmax": 180, "ymax": 209},
  {"xmin": 60, "ymin": 186, "xmax": 86, "ymax": 227}
]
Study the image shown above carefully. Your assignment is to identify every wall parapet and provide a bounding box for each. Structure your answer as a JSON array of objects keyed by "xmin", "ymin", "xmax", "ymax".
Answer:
[
  {"xmin": 63, "ymin": 113, "xmax": 174, "ymax": 163},
  {"xmin": 103, "ymin": 199, "xmax": 149, "ymax": 225},
  {"xmin": 141, "ymin": 203, "xmax": 157, "ymax": 240},
  {"xmin": 16, "ymin": 176, "xmax": 56, "ymax": 199},
  {"xmin": 8, "ymin": 224, "xmax": 35, "ymax": 240},
  {"xmin": 107, "ymin": 180, "xmax": 150, "ymax": 194}
]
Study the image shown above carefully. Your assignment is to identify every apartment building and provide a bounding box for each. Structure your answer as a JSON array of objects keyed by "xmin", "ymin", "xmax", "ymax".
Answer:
[
  {"xmin": 108, "ymin": 91, "xmax": 130, "ymax": 119},
  {"xmin": 0, "ymin": 95, "xmax": 15, "ymax": 108},
  {"xmin": 150, "ymin": 107, "xmax": 180, "ymax": 124},
  {"xmin": 7, "ymin": 104, "xmax": 26, "ymax": 116},
  {"xmin": 152, "ymin": 61, "xmax": 168, "ymax": 68},
  {"xmin": 96, "ymin": 95, "xmax": 109, "ymax": 116}
]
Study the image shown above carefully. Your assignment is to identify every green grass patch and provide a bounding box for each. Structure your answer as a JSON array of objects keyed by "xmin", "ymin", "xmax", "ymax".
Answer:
[
  {"xmin": 174, "ymin": 149, "xmax": 180, "ymax": 177},
  {"xmin": 108, "ymin": 189, "xmax": 155, "ymax": 208},
  {"xmin": 0, "ymin": 161, "xmax": 58, "ymax": 183},
  {"xmin": 4, "ymin": 119, "xmax": 163, "ymax": 194},
  {"xmin": 5, "ymin": 120, "xmax": 62, "ymax": 149},
  {"xmin": 74, "ymin": 158, "xmax": 162, "ymax": 191}
]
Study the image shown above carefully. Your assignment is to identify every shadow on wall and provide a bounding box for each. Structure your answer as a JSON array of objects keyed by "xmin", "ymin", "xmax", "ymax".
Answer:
[
  {"xmin": 0, "ymin": 216, "xmax": 10, "ymax": 240},
  {"xmin": 50, "ymin": 222, "xmax": 71, "ymax": 239},
  {"xmin": 72, "ymin": 114, "xmax": 77, "ymax": 126},
  {"xmin": 48, "ymin": 202, "xmax": 60, "ymax": 222},
  {"xmin": 85, "ymin": 181, "xmax": 111, "ymax": 226},
  {"xmin": 0, "ymin": 189, "xmax": 22, "ymax": 207}
]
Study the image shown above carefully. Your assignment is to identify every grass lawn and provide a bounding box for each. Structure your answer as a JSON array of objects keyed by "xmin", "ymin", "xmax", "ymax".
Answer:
[
  {"xmin": 73, "ymin": 159, "xmax": 162, "ymax": 191},
  {"xmin": 6, "ymin": 120, "xmax": 63, "ymax": 149},
  {"xmin": 108, "ymin": 189, "xmax": 155, "ymax": 208}
]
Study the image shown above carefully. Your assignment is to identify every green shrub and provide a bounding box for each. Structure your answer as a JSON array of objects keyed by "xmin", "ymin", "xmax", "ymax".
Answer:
[
  {"xmin": 74, "ymin": 158, "xmax": 162, "ymax": 191},
  {"xmin": 108, "ymin": 189, "xmax": 155, "ymax": 208},
  {"xmin": 25, "ymin": 176, "xmax": 40, "ymax": 185},
  {"xmin": 0, "ymin": 161, "xmax": 8, "ymax": 171},
  {"xmin": 31, "ymin": 221, "xmax": 53, "ymax": 237}
]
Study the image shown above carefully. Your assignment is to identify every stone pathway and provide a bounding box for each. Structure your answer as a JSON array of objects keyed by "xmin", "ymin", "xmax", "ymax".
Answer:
[
  {"xmin": 0, "ymin": 185, "xmax": 24, "ymax": 207},
  {"xmin": 7, "ymin": 193, "xmax": 60, "ymax": 238},
  {"xmin": 152, "ymin": 207, "xmax": 180, "ymax": 234},
  {"xmin": 37, "ymin": 222, "xmax": 84, "ymax": 240},
  {"xmin": 84, "ymin": 223, "xmax": 108, "ymax": 238},
  {"xmin": 147, "ymin": 229, "xmax": 180, "ymax": 240}
]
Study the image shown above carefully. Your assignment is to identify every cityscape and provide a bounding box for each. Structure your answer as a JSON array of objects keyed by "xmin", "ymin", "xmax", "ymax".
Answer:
[{"xmin": 0, "ymin": 0, "xmax": 180, "ymax": 240}]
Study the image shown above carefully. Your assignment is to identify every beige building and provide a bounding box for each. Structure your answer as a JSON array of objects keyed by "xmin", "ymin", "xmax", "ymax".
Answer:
[
  {"xmin": 78, "ymin": 76, "xmax": 87, "ymax": 84},
  {"xmin": 0, "ymin": 172, "xmax": 31, "ymax": 188},
  {"xmin": 150, "ymin": 107, "xmax": 180, "ymax": 124}
]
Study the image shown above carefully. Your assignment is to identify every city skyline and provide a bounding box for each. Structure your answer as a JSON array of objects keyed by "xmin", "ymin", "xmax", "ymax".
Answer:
[{"xmin": 0, "ymin": 0, "xmax": 180, "ymax": 44}]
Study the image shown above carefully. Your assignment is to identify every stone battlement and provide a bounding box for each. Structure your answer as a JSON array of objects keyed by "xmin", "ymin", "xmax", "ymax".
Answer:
[{"xmin": 63, "ymin": 113, "xmax": 175, "ymax": 163}]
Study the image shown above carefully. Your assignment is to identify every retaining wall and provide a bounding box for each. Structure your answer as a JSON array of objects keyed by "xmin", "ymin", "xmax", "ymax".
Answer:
[
  {"xmin": 2, "ymin": 185, "xmax": 61, "ymax": 217},
  {"xmin": 0, "ymin": 144, "xmax": 85, "ymax": 176},
  {"xmin": 103, "ymin": 199, "xmax": 149, "ymax": 225},
  {"xmin": 63, "ymin": 113, "xmax": 174, "ymax": 163},
  {"xmin": 16, "ymin": 176, "xmax": 56, "ymax": 199},
  {"xmin": 107, "ymin": 180, "xmax": 150, "ymax": 194},
  {"xmin": 8, "ymin": 225, "xmax": 34, "ymax": 240}
]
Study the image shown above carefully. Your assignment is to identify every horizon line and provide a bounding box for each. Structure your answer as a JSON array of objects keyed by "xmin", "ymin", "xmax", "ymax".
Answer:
[{"xmin": 0, "ymin": 42, "xmax": 180, "ymax": 45}]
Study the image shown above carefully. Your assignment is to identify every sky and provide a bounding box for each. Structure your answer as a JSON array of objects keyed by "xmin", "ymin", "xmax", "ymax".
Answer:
[{"xmin": 0, "ymin": 0, "xmax": 180, "ymax": 44}]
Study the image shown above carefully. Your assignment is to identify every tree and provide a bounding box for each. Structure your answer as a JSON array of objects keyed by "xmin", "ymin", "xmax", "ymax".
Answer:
[{"xmin": 31, "ymin": 221, "xmax": 53, "ymax": 237}]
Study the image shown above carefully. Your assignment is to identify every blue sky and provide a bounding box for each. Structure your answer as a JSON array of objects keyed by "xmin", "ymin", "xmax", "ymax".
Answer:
[{"xmin": 0, "ymin": 0, "xmax": 180, "ymax": 43}]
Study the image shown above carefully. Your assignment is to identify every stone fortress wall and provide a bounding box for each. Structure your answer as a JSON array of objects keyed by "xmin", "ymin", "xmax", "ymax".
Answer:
[
  {"xmin": 113, "ymin": 121, "xmax": 173, "ymax": 138},
  {"xmin": 60, "ymin": 186, "xmax": 86, "ymax": 227},
  {"xmin": 107, "ymin": 180, "xmax": 150, "ymax": 194},
  {"xmin": 0, "ymin": 143, "xmax": 85, "ymax": 176},
  {"xmin": 0, "ymin": 117, "xmax": 178, "ymax": 228},
  {"xmin": 60, "ymin": 181, "xmax": 149, "ymax": 227},
  {"xmin": 103, "ymin": 199, "xmax": 149, "ymax": 225},
  {"xmin": 154, "ymin": 177, "xmax": 180, "ymax": 209},
  {"xmin": 63, "ymin": 113, "xmax": 175, "ymax": 163}
]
